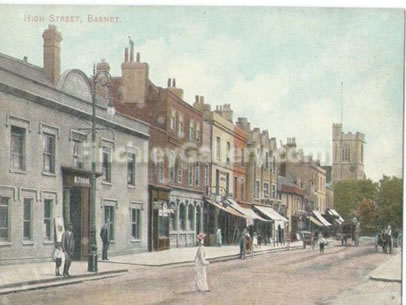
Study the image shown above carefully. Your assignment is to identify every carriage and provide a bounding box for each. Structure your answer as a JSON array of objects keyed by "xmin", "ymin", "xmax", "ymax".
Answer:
[
  {"xmin": 337, "ymin": 220, "xmax": 359, "ymax": 246},
  {"xmin": 375, "ymin": 232, "xmax": 392, "ymax": 253}
]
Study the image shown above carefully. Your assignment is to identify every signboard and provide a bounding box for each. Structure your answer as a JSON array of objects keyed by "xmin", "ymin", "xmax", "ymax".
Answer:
[{"xmin": 54, "ymin": 216, "xmax": 65, "ymax": 243}]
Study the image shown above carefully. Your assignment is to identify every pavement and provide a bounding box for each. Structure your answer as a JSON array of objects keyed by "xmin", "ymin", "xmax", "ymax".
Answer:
[
  {"xmin": 369, "ymin": 251, "xmax": 402, "ymax": 283},
  {"xmin": 0, "ymin": 240, "xmax": 305, "ymax": 295},
  {"xmin": 327, "ymin": 248, "xmax": 402, "ymax": 305}
]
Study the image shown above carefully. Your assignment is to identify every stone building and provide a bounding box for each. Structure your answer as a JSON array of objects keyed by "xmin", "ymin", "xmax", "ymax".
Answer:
[
  {"xmin": 0, "ymin": 26, "xmax": 150, "ymax": 264},
  {"xmin": 111, "ymin": 42, "xmax": 205, "ymax": 251},
  {"xmin": 332, "ymin": 123, "xmax": 366, "ymax": 183}
]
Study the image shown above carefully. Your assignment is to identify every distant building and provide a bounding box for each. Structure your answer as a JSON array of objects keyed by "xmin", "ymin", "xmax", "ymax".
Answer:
[
  {"xmin": 332, "ymin": 123, "xmax": 366, "ymax": 183},
  {"xmin": 277, "ymin": 176, "xmax": 305, "ymax": 240}
]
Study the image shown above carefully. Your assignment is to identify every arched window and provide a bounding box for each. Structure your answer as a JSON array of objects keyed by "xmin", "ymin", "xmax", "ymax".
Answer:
[
  {"xmin": 188, "ymin": 204, "xmax": 195, "ymax": 231},
  {"xmin": 179, "ymin": 203, "xmax": 186, "ymax": 231},
  {"xmin": 170, "ymin": 201, "xmax": 177, "ymax": 231},
  {"xmin": 342, "ymin": 144, "xmax": 350, "ymax": 162},
  {"xmin": 196, "ymin": 205, "xmax": 201, "ymax": 233}
]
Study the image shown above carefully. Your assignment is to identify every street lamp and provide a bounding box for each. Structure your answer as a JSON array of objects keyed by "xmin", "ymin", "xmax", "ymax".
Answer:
[{"xmin": 88, "ymin": 64, "xmax": 115, "ymax": 272}]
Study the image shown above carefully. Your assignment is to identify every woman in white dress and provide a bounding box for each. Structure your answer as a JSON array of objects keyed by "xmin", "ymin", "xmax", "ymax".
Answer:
[{"xmin": 195, "ymin": 233, "xmax": 210, "ymax": 292}]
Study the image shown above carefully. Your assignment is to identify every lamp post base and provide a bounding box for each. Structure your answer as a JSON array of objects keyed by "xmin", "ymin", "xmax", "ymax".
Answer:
[{"xmin": 88, "ymin": 253, "xmax": 98, "ymax": 272}]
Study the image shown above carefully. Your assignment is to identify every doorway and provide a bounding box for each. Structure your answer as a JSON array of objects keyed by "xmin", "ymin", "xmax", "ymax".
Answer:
[{"xmin": 69, "ymin": 187, "xmax": 90, "ymax": 260}]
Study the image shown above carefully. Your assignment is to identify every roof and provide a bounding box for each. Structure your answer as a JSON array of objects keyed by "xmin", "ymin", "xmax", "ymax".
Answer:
[
  {"xmin": 278, "ymin": 176, "xmax": 305, "ymax": 196},
  {"xmin": 0, "ymin": 52, "xmax": 50, "ymax": 85}
]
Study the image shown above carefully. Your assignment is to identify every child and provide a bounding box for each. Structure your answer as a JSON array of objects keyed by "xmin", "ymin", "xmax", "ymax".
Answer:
[
  {"xmin": 54, "ymin": 243, "xmax": 63, "ymax": 276},
  {"xmin": 319, "ymin": 236, "xmax": 327, "ymax": 254}
]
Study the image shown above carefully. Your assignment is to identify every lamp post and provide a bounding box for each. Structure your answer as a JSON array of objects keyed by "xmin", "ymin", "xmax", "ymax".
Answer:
[{"xmin": 88, "ymin": 64, "xmax": 115, "ymax": 272}]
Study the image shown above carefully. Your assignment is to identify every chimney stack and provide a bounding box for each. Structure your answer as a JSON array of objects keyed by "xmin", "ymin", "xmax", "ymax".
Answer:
[
  {"xmin": 167, "ymin": 77, "xmax": 184, "ymax": 99},
  {"xmin": 215, "ymin": 103, "xmax": 233, "ymax": 123},
  {"xmin": 42, "ymin": 25, "xmax": 62, "ymax": 85},
  {"xmin": 236, "ymin": 118, "xmax": 250, "ymax": 132},
  {"xmin": 121, "ymin": 47, "xmax": 149, "ymax": 103}
]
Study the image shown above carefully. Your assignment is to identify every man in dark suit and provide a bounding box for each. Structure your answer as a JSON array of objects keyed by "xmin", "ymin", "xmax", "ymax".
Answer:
[
  {"xmin": 100, "ymin": 220, "xmax": 110, "ymax": 260},
  {"xmin": 61, "ymin": 223, "xmax": 75, "ymax": 277}
]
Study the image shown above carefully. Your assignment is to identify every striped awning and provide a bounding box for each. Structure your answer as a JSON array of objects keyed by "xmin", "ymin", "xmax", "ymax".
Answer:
[
  {"xmin": 308, "ymin": 215, "xmax": 324, "ymax": 227},
  {"xmin": 254, "ymin": 205, "xmax": 288, "ymax": 222},
  {"xmin": 313, "ymin": 210, "xmax": 332, "ymax": 226},
  {"xmin": 226, "ymin": 199, "xmax": 271, "ymax": 222},
  {"xmin": 205, "ymin": 199, "xmax": 247, "ymax": 219}
]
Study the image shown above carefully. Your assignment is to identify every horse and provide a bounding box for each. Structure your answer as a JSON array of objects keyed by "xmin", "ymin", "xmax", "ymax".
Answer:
[{"xmin": 375, "ymin": 232, "xmax": 392, "ymax": 253}]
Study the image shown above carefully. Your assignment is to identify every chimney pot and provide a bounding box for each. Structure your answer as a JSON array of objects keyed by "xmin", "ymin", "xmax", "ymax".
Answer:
[
  {"xmin": 195, "ymin": 95, "xmax": 199, "ymax": 103},
  {"xmin": 23, "ymin": 56, "xmax": 28, "ymax": 62},
  {"xmin": 136, "ymin": 52, "xmax": 140, "ymax": 62},
  {"xmin": 172, "ymin": 78, "xmax": 176, "ymax": 88},
  {"xmin": 124, "ymin": 48, "xmax": 129, "ymax": 62},
  {"xmin": 167, "ymin": 78, "xmax": 171, "ymax": 88}
]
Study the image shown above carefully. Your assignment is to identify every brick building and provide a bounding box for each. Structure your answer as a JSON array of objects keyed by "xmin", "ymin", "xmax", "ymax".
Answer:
[{"xmin": 111, "ymin": 42, "xmax": 205, "ymax": 251}]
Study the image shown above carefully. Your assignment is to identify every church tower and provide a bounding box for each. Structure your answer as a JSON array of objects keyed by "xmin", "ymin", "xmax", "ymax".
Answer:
[{"xmin": 332, "ymin": 123, "xmax": 366, "ymax": 183}]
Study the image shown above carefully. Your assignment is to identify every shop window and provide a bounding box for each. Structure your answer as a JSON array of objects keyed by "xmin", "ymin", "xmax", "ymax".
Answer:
[
  {"xmin": 188, "ymin": 205, "xmax": 195, "ymax": 231},
  {"xmin": 179, "ymin": 204, "xmax": 186, "ymax": 231}
]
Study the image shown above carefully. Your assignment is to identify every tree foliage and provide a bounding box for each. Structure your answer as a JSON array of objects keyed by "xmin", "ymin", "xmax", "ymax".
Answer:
[
  {"xmin": 376, "ymin": 176, "xmax": 403, "ymax": 230},
  {"xmin": 357, "ymin": 198, "xmax": 378, "ymax": 235},
  {"xmin": 333, "ymin": 176, "xmax": 403, "ymax": 234},
  {"xmin": 333, "ymin": 179, "xmax": 378, "ymax": 219}
]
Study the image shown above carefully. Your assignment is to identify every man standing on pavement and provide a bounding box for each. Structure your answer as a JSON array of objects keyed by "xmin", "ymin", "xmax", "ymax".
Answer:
[
  {"xmin": 239, "ymin": 228, "xmax": 248, "ymax": 259},
  {"xmin": 100, "ymin": 220, "xmax": 110, "ymax": 260},
  {"xmin": 61, "ymin": 223, "xmax": 75, "ymax": 277}
]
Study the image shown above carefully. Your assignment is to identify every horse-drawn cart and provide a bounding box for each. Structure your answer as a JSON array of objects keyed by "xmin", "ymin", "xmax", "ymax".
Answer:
[{"xmin": 337, "ymin": 220, "xmax": 359, "ymax": 246}]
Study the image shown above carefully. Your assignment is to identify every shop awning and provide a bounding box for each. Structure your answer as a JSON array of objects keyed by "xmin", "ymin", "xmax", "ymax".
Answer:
[
  {"xmin": 254, "ymin": 205, "xmax": 288, "ymax": 222},
  {"xmin": 226, "ymin": 199, "xmax": 270, "ymax": 222},
  {"xmin": 308, "ymin": 215, "xmax": 324, "ymax": 227},
  {"xmin": 330, "ymin": 209, "xmax": 345, "ymax": 222},
  {"xmin": 313, "ymin": 210, "xmax": 332, "ymax": 226},
  {"xmin": 205, "ymin": 199, "xmax": 247, "ymax": 219}
]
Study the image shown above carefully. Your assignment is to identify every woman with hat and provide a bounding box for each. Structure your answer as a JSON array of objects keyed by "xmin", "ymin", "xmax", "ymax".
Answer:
[{"xmin": 194, "ymin": 233, "xmax": 210, "ymax": 292}]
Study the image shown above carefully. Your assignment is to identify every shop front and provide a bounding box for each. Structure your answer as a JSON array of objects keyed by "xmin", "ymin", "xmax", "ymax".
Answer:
[{"xmin": 149, "ymin": 186, "xmax": 170, "ymax": 251}]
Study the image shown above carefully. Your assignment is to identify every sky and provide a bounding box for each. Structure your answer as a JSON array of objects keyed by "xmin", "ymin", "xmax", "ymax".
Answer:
[{"xmin": 0, "ymin": 5, "xmax": 403, "ymax": 182}]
